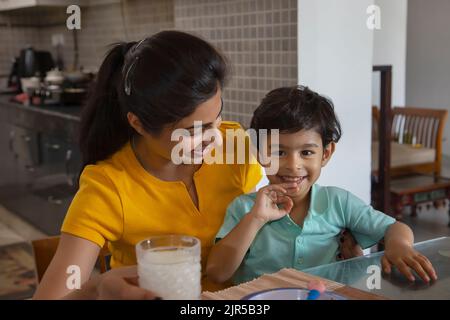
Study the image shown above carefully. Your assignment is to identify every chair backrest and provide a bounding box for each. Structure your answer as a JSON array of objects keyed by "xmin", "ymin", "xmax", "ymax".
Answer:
[
  {"xmin": 391, "ymin": 107, "xmax": 448, "ymax": 150},
  {"xmin": 31, "ymin": 236, "xmax": 110, "ymax": 283},
  {"xmin": 372, "ymin": 105, "xmax": 448, "ymax": 175}
]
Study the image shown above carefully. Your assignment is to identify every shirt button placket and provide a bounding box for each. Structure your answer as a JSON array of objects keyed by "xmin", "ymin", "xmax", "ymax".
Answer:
[{"xmin": 295, "ymin": 236, "xmax": 304, "ymax": 267}]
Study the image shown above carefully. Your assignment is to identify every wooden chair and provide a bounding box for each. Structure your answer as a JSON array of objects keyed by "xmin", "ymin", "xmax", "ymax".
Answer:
[
  {"xmin": 372, "ymin": 106, "xmax": 448, "ymax": 177},
  {"xmin": 31, "ymin": 236, "xmax": 111, "ymax": 283}
]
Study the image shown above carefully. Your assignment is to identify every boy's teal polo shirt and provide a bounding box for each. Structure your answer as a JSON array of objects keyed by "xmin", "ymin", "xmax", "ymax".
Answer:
[{"xmin": 216, "ymin": 184, "xmax": 396, "ymax": 284}]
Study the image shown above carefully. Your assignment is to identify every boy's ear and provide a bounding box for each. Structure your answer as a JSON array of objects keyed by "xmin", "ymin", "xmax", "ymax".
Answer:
[{"xmin": 321, "ymin": 142, "xmax": 335, "ymax": 167}]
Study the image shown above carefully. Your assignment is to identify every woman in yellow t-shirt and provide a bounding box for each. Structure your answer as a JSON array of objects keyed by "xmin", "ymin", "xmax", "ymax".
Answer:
[{"xmin": 33, "ymin": 31, "xmax": 262, "ymax": 299}]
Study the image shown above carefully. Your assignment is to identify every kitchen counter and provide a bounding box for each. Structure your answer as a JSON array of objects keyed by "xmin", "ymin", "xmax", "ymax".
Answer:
[
  {"xmin": 0, "ymin": 94, "xmax": 82, "ymax": 120},
  {"xmin": 0, "ymin": 94, "xmax": 81, "ymax": 143}
]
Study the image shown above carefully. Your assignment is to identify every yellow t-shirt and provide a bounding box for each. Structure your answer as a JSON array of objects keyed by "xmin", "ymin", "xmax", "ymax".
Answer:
[{"xmin": 61, "ymin": 121, "xmax": 262, "ymax": 290}]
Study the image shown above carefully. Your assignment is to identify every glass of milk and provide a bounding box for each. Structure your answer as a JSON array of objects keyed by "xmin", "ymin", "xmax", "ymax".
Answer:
[{"xmin": 136, "ymin": 235, "xmax": 201, "ymax": 300}]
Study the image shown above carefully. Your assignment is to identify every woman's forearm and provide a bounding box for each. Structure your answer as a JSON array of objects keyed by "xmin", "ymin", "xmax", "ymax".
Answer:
[
  {"xmin": 384, "ymin": 221, "xmax": 414, "ymax": 249},
  {"xmin": 207, "ymin": 212, "xmax": 264, "ymax": 283},
  {"xmin": 59, "ymin": 277, "xmax": 99, "ymax": 300},
  {"xmin": 33, "ymin": 272, "xmax": 99, "ymax": 300}
]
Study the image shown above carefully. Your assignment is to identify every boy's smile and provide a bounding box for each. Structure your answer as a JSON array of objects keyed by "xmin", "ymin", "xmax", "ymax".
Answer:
[
  {"xmin": 264, "ymin": 129, "xmax": 335, "ymax": 203},
  {"xmin": 276, "ymin": 175, "xmax": 308, "ymax": 184}
]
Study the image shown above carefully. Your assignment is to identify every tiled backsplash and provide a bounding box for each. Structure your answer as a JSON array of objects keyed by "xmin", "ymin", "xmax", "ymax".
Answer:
[
  {"xmin": 34, "ymin": 0, "xmax": 174, "ymax": 71},
  {"xmin": 0, "ymin": 1, "xmax": 174, "ymax": 78},
  {"xmin": 0, "ymin": 14, "xmax": 41, "ymax": 83},
  {"xmin": 175, "ymin": 0, "xmax": 298, "ymax": 126},
  {"xmin": 0, "ymin": 0, "xmax": 297, "ymax": 126}
]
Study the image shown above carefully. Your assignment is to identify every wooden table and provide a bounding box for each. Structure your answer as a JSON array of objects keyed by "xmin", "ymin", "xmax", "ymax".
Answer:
[
  {"xmin": 390, "ymin": 174, "xmax": 450, "ymax": 224},
  {"xmin": 202, "ymin": 268, "xmax": 386, "ymax": 300}
]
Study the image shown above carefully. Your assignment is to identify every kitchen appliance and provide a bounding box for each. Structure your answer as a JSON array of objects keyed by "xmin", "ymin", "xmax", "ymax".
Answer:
[
  {"xmin": 5, "ymin": 48, "xmax": 55, "ymax": 94},
  {"xmin": 18, "ymin": 47, "xmax": 55, "ymax": 78},
  {"xmin": 15, "ymin": 47, "xmax": 55, "ymax": 92}
]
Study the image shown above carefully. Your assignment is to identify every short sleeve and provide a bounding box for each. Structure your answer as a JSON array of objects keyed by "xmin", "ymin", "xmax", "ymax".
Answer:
[
  {"xmin": 218, "ymin": 121, "xmax": 262, "ymax": 193},
  {"xmin": 343, "ymin": 191, "xmax": 396, "ymax": 249},
  {"xmin": 242, "ymin": 162, "xmax": 262, "ymax": 193},
  {"xmin": 61, "ymin": 165, "xmax": 124, "ymax": 248},
  {"xmin": 240, "ymin": 129, "xmax": 262, "ymax": 193},
  {"xmin": 215, "ymin": 195, "xmax": 254, "ymax": 241}
]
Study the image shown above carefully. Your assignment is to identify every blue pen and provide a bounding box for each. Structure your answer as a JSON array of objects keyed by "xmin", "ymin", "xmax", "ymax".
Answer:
[{"xmin": 306, "ymin": 289, "xmax": 321, "ymax": 300}]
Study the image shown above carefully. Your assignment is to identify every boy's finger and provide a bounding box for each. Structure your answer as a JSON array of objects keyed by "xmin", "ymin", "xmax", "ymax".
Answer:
[
  {"xmin": 285, "ymin": 185, "xmax": 300, "ymax": 192},
  {"xmin": 278, "ymin": 195, "xmax": 293, "ymax": 212},
  {"xmin": 278, "ymin": 194, "xmax": 293, "ymax": 206},
  {"xmin": 264, "ymin": 190, "xmax": 277, "ymax": 202},
  {"xmin": 396, "ymin": 261, "xmax": 415, "ymax": 282},
  {"xmin": 381, "ymin": 256, "xmax": 392, "ymax": 274},
  {"xmin": 417, "ymin": 255, "xmax": 438, "ymax": 280},
  {"xmin": 277, "ymin": 182, "xmax": 298, "ymax": 189},
  {"xmin": 263, "ymin": 185, "xmax": 288, "ymax": 194},
  {"xmin": 406, "ymin": 257, "xmax": 429, "ymax": 283}
]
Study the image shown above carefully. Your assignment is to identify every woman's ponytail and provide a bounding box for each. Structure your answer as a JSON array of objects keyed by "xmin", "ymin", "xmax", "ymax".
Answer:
[{"xmin": 79, "ymin": 41, "xmax": 136, "ymax": 168}]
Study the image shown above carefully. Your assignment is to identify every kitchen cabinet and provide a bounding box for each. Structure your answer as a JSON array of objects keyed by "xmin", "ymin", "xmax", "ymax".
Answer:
[
  {"xmin": 0, "ymin": 107, "xmax": 19, "ymax": 186},
  {"xmin": 3, "ymin": 124, "xmax": 80, "ymax": 187},
  {"xmin": 0, "ymin": 95, "xmax": 81, "ymax": 235},
  {"xmin": 39, "ymin": 132, "xmax": 81, "ymax": 186},
  {"xmin": 10, "ymin": 126, "xmax": 40, "ymax": 185}
]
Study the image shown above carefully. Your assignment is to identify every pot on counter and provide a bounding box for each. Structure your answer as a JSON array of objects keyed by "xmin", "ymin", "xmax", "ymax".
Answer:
[
  {"xmin": 64, "ymin": 70, "xmax": 89, "ymax": 84},
  {"xmin": 45, "ymin": 69, "xmax": 65, "ymax": 85},
  {"xmin": 62, "ymin": 87, "xmax": 87, "ymax": 105}
]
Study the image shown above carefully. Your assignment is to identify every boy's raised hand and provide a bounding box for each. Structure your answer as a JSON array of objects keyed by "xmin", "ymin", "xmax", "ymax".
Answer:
[
  {"xmin": 249, "ymin": 183, "xmax": 296, "ymax": 225},
  {"xmin": 382, "ymin": 242, "xmax": 437, "ymax": 283}
]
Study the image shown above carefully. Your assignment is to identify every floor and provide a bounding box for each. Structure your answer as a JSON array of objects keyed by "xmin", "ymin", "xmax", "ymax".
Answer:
[
  {"xmin": 0, "ymin": 205, "xmax": 47, "ymax": 246},
  {"xmin": 401, "ymin": 156, "xmax": 450, "ymax": 242},
  {"xmin": 0, "ymin": 205, "xmax": 45, "ymax": 299},
  {"xmin": 401, "ymin": 203, "xmax": 450, "ymax": 242}
]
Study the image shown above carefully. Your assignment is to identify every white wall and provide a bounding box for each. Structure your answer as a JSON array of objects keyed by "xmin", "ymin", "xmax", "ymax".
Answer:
[
  {"xmin": 298, "ymin": 0, "xmax": 374, "ymax": 203},
  {"xmin": 406, "ymin": 0, "xmax": 450, "ymax": 157},
  {"xmin": 371, "ymin": 0, "xmax": 408, "ymax": 107}
]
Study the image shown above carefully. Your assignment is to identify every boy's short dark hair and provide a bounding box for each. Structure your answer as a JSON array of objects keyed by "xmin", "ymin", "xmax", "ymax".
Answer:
[{"xmin": 250, "ymin": 86, "xmax": 342, "ymax": 147}]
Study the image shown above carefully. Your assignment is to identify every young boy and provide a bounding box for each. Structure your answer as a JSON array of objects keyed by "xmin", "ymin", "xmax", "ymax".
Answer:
[{"xmin": 206, "ymin": 86, "xmax": 437, "ymax": 285}]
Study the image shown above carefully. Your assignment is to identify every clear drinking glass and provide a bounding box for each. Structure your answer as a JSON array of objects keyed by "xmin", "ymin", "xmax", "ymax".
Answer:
[{"xmin": 136, "ymin": 235, "xmax": 201, "ymax": 300}]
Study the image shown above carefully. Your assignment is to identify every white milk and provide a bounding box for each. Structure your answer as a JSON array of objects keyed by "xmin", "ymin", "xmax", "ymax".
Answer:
[{"xmin": 137, "ymin": 248, "xmax": 201, "ymax": 300}]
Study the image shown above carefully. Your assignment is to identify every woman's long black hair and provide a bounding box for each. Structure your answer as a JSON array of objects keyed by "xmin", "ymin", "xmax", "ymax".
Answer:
[{"xmin": 79, "ymin": 30, "xmax": 227, "ymax": 169}]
